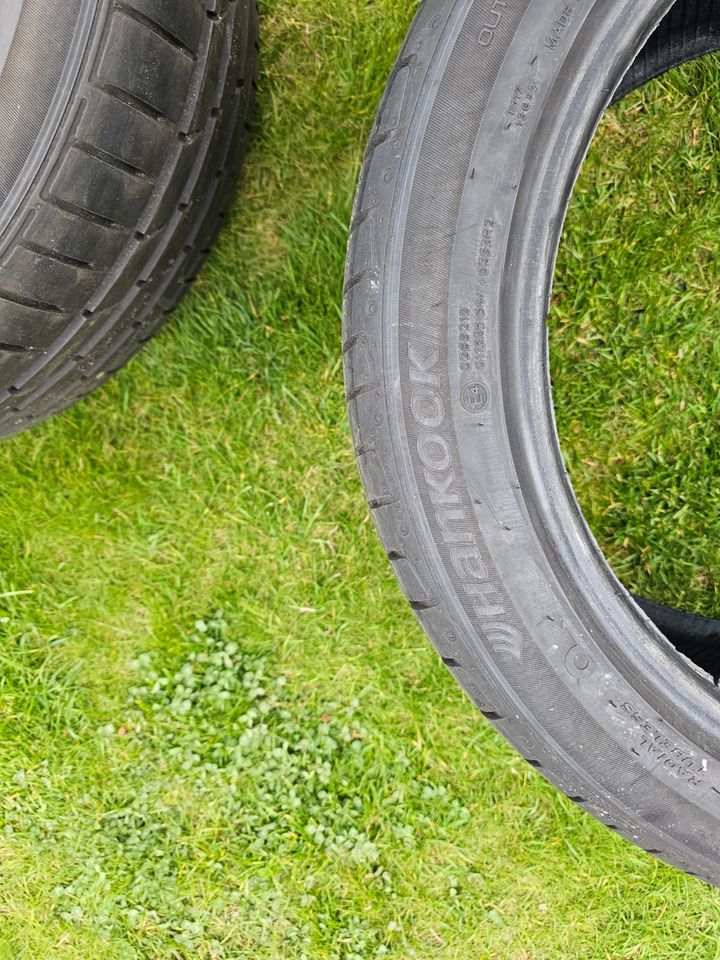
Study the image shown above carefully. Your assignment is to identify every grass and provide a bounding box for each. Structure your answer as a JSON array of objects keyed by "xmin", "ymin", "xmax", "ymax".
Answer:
[
  {"xmin": 0, "ymin": 2, "xmax": 719, "ymax": 956},
  {"xmin": 552, "ymin": 55, "xmax": 720, "ymax": 613}
]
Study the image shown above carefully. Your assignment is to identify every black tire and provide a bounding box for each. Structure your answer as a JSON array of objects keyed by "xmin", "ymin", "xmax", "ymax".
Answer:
[
  {"xmin": 345, "ymin": 0, "xmax": 720, "ymax": 885},
  {"xmin": 0, "ymin": 0, "xmax": 257, "ymax": 438}
]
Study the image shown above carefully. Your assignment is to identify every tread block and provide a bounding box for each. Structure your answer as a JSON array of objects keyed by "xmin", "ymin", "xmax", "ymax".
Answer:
[
  {"xmin": 0, "ymin": 246, "xmax": 101, "ymax": 312},
  {"xmin": 140, "ymin": 141, "xmax": 198, "ymax": 234},
  {"xmin": 97, "ymin": 13, "xmax": 194, "ymax": 123},
  {"xmin": 77, "ymin": 91, "xmax": 173, "ymax": 179},
  {"xmin": 391, "ymin": 556, "xmax": 437, "ymax": 611},
  {"xmin": 343, "ymin": 333, "xmax": 376, "ymax": 403},
  {"xmin": 121, "ymin": 0, "xmax": 205, "ymax": 55},
  {"xmin": 183, "ymin": 28, "xmax": 225, "ymax": 135},
  {"xmin": 26, "ymin": 206, "xmax": 129, "ymax": 271},
  {"xmin": 50, "ymin": 146, "xmax": 153, "ymax": 229},
  {"xmin": 0, "ymin": 349, "xmax": 37, "ymax": 383},
  {"xmin": 0, "ymin": 298, "xmax": 69, "ymax": 351}
]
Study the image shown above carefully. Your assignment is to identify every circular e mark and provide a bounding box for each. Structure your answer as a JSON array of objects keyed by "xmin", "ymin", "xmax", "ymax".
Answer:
[{"xmin": 461, "ymin": 381, "xmax": 490, "ymax": 415}]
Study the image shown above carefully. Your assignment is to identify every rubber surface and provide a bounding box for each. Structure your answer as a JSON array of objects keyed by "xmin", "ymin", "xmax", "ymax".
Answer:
[
  {"xmin": 635, "ymin": 596, "xmax": 720, "ymax": 685},
  {"xmin": 0, "ymin": 1, "xmax": 23, "ymax": 75},
  {"xmin": 345, "ymin": 0, "xmax": 720, "ymax": 884},
  {"xmin": 0, "ymin": 0, "xmax": 258, "ymax": 437}
]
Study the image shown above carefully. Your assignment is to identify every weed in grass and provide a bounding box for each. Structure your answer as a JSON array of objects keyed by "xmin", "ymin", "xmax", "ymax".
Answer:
[{"xmin": 39, "ymin": 614, "xmax": 474, "ymax": 957}]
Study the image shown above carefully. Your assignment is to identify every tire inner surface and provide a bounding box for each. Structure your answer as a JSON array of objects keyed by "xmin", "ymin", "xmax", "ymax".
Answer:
[
  {"xmin": 571, "ymin": 0, "xmax": 720, "ymax": 683},
  {"xmin": 0, "ymin": 1, "xmax": 24, "ymax": 77}
]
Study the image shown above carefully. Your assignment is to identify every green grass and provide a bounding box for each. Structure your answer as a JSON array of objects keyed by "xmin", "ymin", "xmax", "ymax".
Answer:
[
  {"xmin": 552, "ymin": 56, "xmax": 720, "ymax": 613},
  {"xmin": 0, "ymin": 3, "xmax": 719, "ymax": 957}
]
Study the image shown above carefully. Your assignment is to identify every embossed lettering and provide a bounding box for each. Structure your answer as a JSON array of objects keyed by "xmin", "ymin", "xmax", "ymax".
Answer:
[
  {"xmin": 609, "ymin": 699, "xmax": 705, "ymax": 787},
  {"xmin": 407, "ymin": 337, "xmax": 525, "ymax": 662},
  {"xmin": 478, "ymin": 0, "xmax": 509, "ymax": 47},
  {"xmin": 411, "ymin": 385, "xmax": 445, "ymax": 428},
  {"xmin": 408, "ymin": 343, "xmax": 440, "ymax": 385},
  {"xmin": 483, "ymin": 621, "xmax": 524, "ymax": 661},
  {"xmin": 545, "ymin": 4, "xmax": 575, "ymax": 49},
  {"xmin": 417, "ymin": 433, "xmax": 452, "ymax": 473},
  {"xmin": 436, "ymin": 506, "xmax": 473, "ymax": 545},
  {"xmin": 451, "ymin": 545, "xmax": 490, "ymax": 582},
  {"xmin": 425, "ymin": 467, "xmax": 458, "ymax": 506},
  {"xmin": 465, "ymin": 581, "xmax": 506, "ymax": 618}
]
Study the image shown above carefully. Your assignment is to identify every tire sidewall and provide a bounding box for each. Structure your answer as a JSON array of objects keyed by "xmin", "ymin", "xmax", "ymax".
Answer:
[{"xmin": 346, "ymin": 0, "xmax": 720, "ymax": 881}]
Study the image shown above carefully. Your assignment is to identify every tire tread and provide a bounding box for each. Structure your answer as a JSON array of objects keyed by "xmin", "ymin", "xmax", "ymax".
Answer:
[{"xmin": 0, "ymin": 0, "xmax": 258, "ymax": 433}]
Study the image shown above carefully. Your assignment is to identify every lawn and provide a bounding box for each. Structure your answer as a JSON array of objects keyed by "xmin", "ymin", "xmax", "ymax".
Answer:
[{"xmin": 0, "ymin": 2, "xmax": 719, "ymax": 957}]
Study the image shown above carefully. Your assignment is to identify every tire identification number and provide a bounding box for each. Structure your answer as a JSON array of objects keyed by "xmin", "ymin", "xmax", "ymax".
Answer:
[{"xmin": 610, "ymin": 698, "xmax": 706, "ymax": 788}]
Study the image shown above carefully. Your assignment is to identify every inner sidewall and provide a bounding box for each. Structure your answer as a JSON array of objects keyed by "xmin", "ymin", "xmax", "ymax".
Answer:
[
  {"xmin": 0, "ymin": 0, "xmax": 93, "ymax": 236},
  {"xmin": 503, "ymin": 0, "xmax": 720, "ymax": 752},
  {"xmin": 555, "ymin": 52, "xmax": 720, "ymax": 657},
  {"xmin": 0, "ymin": 0, "xmax": 24, "ymax": 77}
]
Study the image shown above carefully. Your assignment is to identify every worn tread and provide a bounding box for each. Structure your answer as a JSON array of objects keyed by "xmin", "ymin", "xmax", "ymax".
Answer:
[{"xmin": 0, "ymin": 0, "xmax": 258, "ymax": 436}]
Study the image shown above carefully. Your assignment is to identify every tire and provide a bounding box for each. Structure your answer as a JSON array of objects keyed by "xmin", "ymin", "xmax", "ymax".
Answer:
[
  {"xmin": 0, "ymin": 0, "xmax": 258, "ymax": 438},
  {"xmin": 345, "ymin": 0, "xmax": 720, "ymax": 884}
]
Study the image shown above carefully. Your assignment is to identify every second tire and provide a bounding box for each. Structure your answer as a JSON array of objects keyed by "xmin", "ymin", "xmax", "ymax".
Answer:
[{"xmin": 0, "ymin": 0, "xmax": 258, "ymax": 437}]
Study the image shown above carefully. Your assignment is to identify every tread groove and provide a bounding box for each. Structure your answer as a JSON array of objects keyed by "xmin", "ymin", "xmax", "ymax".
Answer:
[
  {"xmin": 366, "ymin": 129, "xmax": 394, "ymax": 155},
  {"xmin": 344, "ymin": 269, "xmax": 375, "ymax": 296},
  {"xmin": 0, "ymin": 343, "xmax": 34, "ymax": 354},
  {"xmin": 113, "ymin": 1, "xmax": 197, "ymax": 59},
  {"xmin": 73, "ymin": 140, "xmax": 150, "ymax": 180},
  {"xmin": 46, "ymin": 196, "xmax": 128, "ymax": 233},
  {"xmin": 0, "ymin": 290, "xmax": 65, "ymax": 315},
  {"xmin": 368, "ymin": 495, "xmax": 398, "ymax": 510},
  {"xmin": 355, "ymin": 441, "xmax": 376, "ymax": 457},
  {"xmin": 21, "ymin": 242, "xmax": 95, "ymax": 271},
  {"xmin": 349, "ymin": 208, "xmax": 372, "ymax": 235},
  {"xmin": 347, "ymin": 382, "xmax": 375, "ymax": 402},
  {"xmin": 392, "ymin": 54, "xmax": 416, "ymax": 76},
  {"xmin": 94, "ymin": 81, "xmax": 176, "ymax": 125},
  {"xmin": 409, "ymin": 599, "xmax": 439, "ymax": 611}
]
